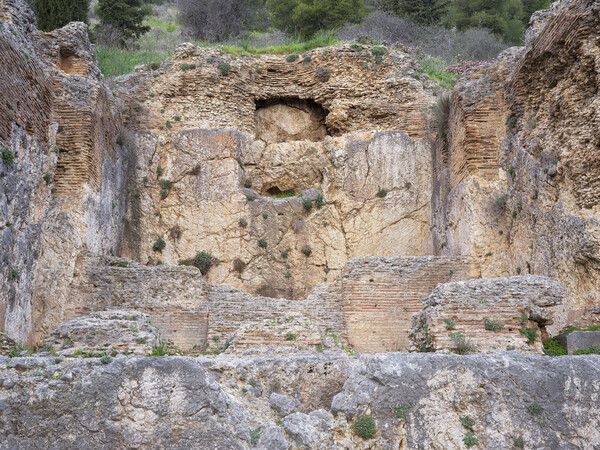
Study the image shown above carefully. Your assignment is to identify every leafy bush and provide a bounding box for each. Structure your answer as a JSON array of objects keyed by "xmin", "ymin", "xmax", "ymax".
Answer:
[
  {"xmin": 96, "ymin": 0, "xmax": 151, "ymax": 47},
  {"xmin": 354, "ymin": 415, "xmax": 376, "ymax": 439},
  {"xmin": 484, "ymin": 320, "xmax": 504, "ymax": 332},
  {"xmin": 2, "ymin": 148, "xmax": 14, "ymax": 165},
  {"xmin": 153, "ymin": 238, "xmax": 166, "ymax": 252},
  {"xmin": 339, "ymin": 11, "xmax": 506, "ymax": 62},
  {"xmin": 574, "ymin": 345, "xmax": 600, "ymax": 355},
  {"xmin": 286, "ymin": 53, "xmax": 299, "ymax": 62},
  {"xmin": 100, "ymin": 355, "xmax": 113, "ymax": 364},
  {"xmin": 34, "ymin": 0, "xmax": 89, "ymax": 32},
  {"xmin": 543, "ymin": 338, "xmax": 566, "ymax": 356},
  {"xmin": 219, "ymin": 63, "xmax": 231, "ymax": 75},
  {"xmin": 179, "ymin": 0, "xmax": 267, "ymax": 42},
  {"xmin": 258, "ymin": 239, "xmax": 267, "ymax": 248},
  {"xmin": 179, "ymin": 251, "xmax": 214, "ymax": 274}
]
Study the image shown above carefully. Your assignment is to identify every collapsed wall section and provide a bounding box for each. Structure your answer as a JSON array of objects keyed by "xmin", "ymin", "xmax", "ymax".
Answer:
[{"xmin": 328, "ymin": 256, "xmax": 479, "ymax": 352}]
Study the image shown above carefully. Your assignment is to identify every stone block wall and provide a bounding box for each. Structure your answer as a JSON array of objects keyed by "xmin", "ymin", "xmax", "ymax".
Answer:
[
  {"xmin": 67, "ymin": 255, "xmax": 210, "ymax": 350},
  {"xmin": 328, "ymin": 256, "xmax": 480, "ymax": 352},
  {"xmin": 411, "ymin": 275, "xmax": 565, "ymax": 353}
]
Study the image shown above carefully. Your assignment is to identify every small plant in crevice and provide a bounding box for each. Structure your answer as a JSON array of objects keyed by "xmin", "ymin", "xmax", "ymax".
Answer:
[
  {"xmin": 463, "ymin": 431, "xmax": 479, "ymax": 448},
  {"xmin": 250, "ymin": 427, "xmax": 260, "ymax": 445},
  {"xmin": 286, "ymin": 333, "xmax": 297, "ymax": 341},
  {"xmin": 354, "ymin": 415, "xmax": 376, "ymax": 440},
  {"xmin": 508, "ymin": 166, "xmax": 516, "ymax": 181},
  {"xmin": 432, "ymin": 94, "xmax": 451, "ymax": 145},
  {"xmin": 134, "ymin": 104, "xmax": 142, "ymax": 112},
  {"xmin": 156, "ymin": 166, "xmax": 164, "ymax": 177},
  {"xmin": 262, "ymin": 213, "xmax": 268, "ymax": 219},
  {"xmin": 302, "ymin": 199, "xmax": 313, "ymax": 211},
  {"xmin": 258, "ymin": 239, "xmax": 267, "ymax": 248},
  {"xmin": 246, "ymin": 195, "xmax": 255, "ymax": 202},
  {"xmin": 256, "ymin": 67, "xmax": 263, "ymax": 74},
  {"xmin": 100, "ymin": 355, "xmax": 112, "ymax": 364},
  {"xmin": 392, "ymin": 404, "xmax": 410, "ymax": 422},
  {"xmin": 118, "ymin": 261, "xmax": 128, "ymax": 268},
  {"xmin": 484, "ymin": 320, "xmax": 504, "ymax": 332},
  {"xmin": 248, "ymin": 378, "xmax": 257, "ymax": 387},
  {"xmin": 281, "ymin": 249, "xmax": 289, "ymax": 260},
  {"xmin": 445, "ymin": 318, "xmax": 456, "ymax": 330},
  {"xmin": 2, "ymin": 148, "xmax": 15, "ymax": 165},
  {"xmin": 514, "ymin": 436, "xmax": 525, "ymax": 448},
  {"xmin": 301, "ymin": 245, "xmax": 312, "ymax": 256},
  {"xmin": 451, "ymin": 331, "xmax": 474, "ymax": 354},
  {"xmin": 315, "ymin": 343, "xmax": 323, "ymax": 353},
  {"xmin": 376, "ymin": 188, "xmax": 387, "ymax": 198},
  {"xmin": 10, "ymin": 269, "xmax": 19, "ymax": 281},
  {"xmin": 526, "ymin": 401, "xmax": 543, "ymax": 416},
  {"xmin": 174, "ymin": 115, "xmax": 181, "ymax": 122},
  {"xmin": 238, "ymin": 217, "xmax": 248, "ymax": 227},
  {"xmin": 303, "ymin": 54, "xmax": 311, "ymax": 63},
  {"xmin": 286, "ymin": 54, "xmax": 299, "ymax": 62},
  {"xmin": 166, "ymin": 121, "xmax": 172, "ymax": 130},
  {"xmin": 153, "ymin": 238, "xmax": 166, "ymax": 252},
  {"xmin": 159, "ymin": 179, "xmax": 173, "ymax": 200},
  {"xmin": 460, "ymin": 416, "xmax": 474, "ymax": 431},
  {"xmin": 244, "ymin": 179, "xmax": 252, "ymax": 188},
  {"xmin": 507, "ymin": 115, "xmax": 517, "ymax": 129},
  {"xmin": 43, "ymin": 174, "xmax": 51, "ymax": 184},
  {"xmin": 315, "ymin": 193, "xmax": 324, "ymax": 209},
  {"xmin": 520, "ymin": 327, "xmax": 536, "ymax": 344},
  {"xmin": 179, "ymin": 251, "xmax": 214, "ymax": 275}
]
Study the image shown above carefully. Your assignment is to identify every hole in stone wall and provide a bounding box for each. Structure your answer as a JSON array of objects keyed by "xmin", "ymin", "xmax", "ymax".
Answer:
[
  {"xmin": 58, "ymin": 48, "xmax": 86, "ymax": 75},
  {"xmin": 254, "ymin": 98, "xmax": 329, "ymax": 144}
]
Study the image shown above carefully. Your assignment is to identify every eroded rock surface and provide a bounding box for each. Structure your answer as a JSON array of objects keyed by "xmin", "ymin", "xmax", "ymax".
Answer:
[{"xmin": 1, "ymin": 353, "xmax": 599, "ymax": 449}]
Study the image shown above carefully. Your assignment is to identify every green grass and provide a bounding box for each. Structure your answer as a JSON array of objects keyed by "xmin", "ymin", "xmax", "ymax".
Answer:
[
  {"xmin": 195, "ymin": 30, "xmax": 339, "ymax": 57},
  {"xmin": 267, "ymin": 190, "xmax": 297, "ymax": 198},
  {"xmin": 419, "ymin": 56, "xmax": 458, "ymax": 90},
  {"xmin": 145, "ymin": 17, "xmax": 177, "ymax": 33},
  {"xmin": 562, "ymin": 325, "xmax": 600, "ymax": 333},
  {"xmin": 96, "ymin": 46, "xmax": 172, "ymax": 77}
]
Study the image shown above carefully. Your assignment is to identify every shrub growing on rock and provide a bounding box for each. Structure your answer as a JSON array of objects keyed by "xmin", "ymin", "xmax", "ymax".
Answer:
[
  {"xmin": 180, "ymin": 251, "xmax": 214, "ymax": 274},
  {"xmin": 153, "ymin": 238, "xmax": 166, "ymax": 252},
  {"xmin": 2, "ymin": 148, "xmax": 14, "ymax": 165},
  {"xmin": 543, "ymin": 339, "xmax": 566, "ymax": 356},
  {"xmin": 519, "ymin": 327, "xmax": 536, "ymax": 344},
  {"xmin": 484, "ymin": 320, "xmax": 504, "ymax": 332},
  {"xmin": 354, "ymin": 415, "xmax": 376, "ymax": 439},
  {"xmin": 376, "ymin": 188, "xmax": 387, "ymax": 198},
  {"xmin": 301, "ymin": 245, "xmax": 312, "ymax": 256},
  {"xmin": 219, "ymin": 63, "xmax": 231, "ymax": 75},
  {"xmin": 233, "ymin": 258, "xmax": 246, "ymax": 273},
  {"xmin": 100, "ymin": 355, "xmax": 112, "ymax": 364},
  {"xmin": 302, "ymin": 199, "xmax": 313, "ymax": 211},
  {"xmin": 286, "ymin": 54, "xmax": 299, "ymax": 62},
  {"xmin": 286, "ymin": 333, "xmax": 297, "ymax": 341},
  {"xmin": 258, "ymin": 239, "xmax": 267, "ymax": 248}
]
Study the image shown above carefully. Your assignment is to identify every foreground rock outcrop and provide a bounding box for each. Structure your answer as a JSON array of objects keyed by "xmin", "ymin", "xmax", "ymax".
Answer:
[{"xmin": 1, "ymin": 353, "xmax": 599, "ymax": 448}]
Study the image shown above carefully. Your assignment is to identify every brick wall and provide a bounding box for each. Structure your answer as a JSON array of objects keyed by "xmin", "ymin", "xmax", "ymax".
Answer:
[
  {"xmin": 0, "ymin": 34, "xmax": 52, "ymax": 146},
  {"xmin": 329, "ymin": 256, "xmax": 479, "ymax": 353}
]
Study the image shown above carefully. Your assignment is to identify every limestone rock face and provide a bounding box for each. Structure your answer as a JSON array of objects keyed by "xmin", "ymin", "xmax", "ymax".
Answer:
[
  {"xmin": 435, "ymin": 0, "xmax": 600, "ymax": 334},
  {"xmin": 0, "ymin": 2, "xmax": 129, "ymax": 345},
  {"xmin": 114, "ymin": 43, "xmax": 435, "ymax": 299},
  {"xmin": 1, "ymin": 353, "xmax": 599, "ymax": 448}
]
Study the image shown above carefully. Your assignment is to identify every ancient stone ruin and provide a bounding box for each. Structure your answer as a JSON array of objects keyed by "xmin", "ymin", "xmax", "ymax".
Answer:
[{"xmin": 1, "ymin": 0, "xmax": 600, "ymax": 447}]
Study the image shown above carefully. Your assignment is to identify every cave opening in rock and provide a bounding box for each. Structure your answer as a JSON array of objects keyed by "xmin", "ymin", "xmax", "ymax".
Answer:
[
  {"xmin": 265, "ymin": 186, "xmax": 297, "ymax": 198},
  {"xmin": 254, "ymin": 97, "xmax": 329, "ymax": 143}
]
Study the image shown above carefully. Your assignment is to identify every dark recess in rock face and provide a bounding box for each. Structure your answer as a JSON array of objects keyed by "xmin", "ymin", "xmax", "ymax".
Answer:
[{"xmin": 254, "ymin": 97, "xmax": 329, "ymax": 143}]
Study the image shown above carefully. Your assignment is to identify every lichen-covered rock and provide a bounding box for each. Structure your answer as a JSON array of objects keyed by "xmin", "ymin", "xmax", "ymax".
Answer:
[
  {"xmin": 42, "ymin": 310, "xmax": 161, "ymax": 356},
  {"xmin": 1, "ymin": 353, "xmax": 599, "ymax": 448},
  {"xmin": 410, "ymin": 276, "xmax": 564, "ymax": 353}
]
